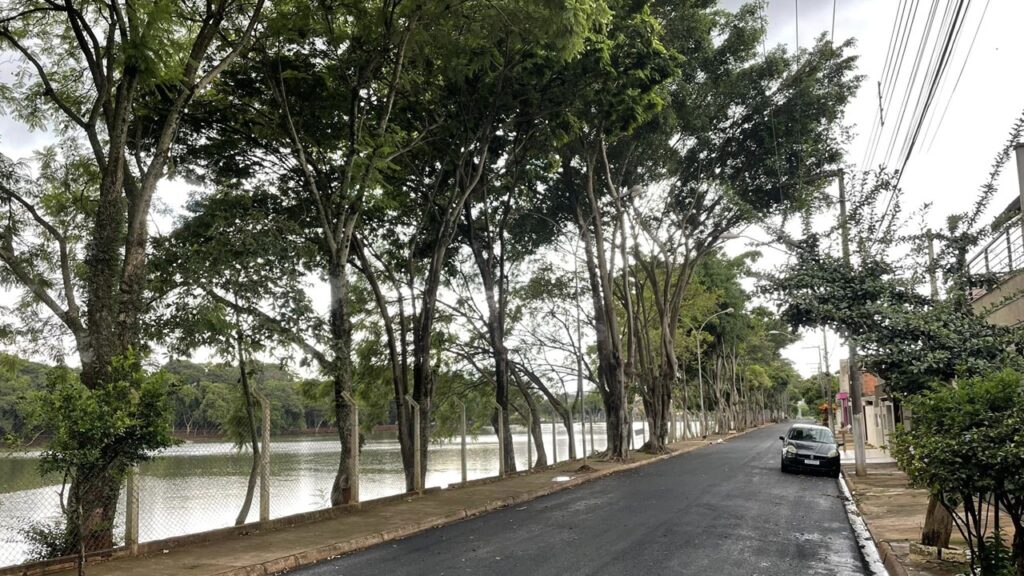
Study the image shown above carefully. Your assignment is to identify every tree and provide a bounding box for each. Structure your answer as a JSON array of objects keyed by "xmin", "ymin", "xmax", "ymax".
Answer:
[
  {"xmin": 172, "ymin": 0, "xmax": 429, "ymax": 503},
  {"xmin": 360, "ymin": 0, "xmax": 613, "ymax": 480},
  {"xmin": 891, "ymin": 370, "xmax": 1024, "ymax": 576},
  {"xmin": 620, "ymin": 14, "xmax": 859, "ymax": 451},
  {"xmin": 764, "ymin": 124, "xmax": 1024, "ymax": 547},
  {"xmin": 150, "ymin": 187, "xmax": 314, "ymax": 524},
  {"xmin": 551, "ymin": 0, "xmax": 678, "ymax": 460},
  {"xmin": 0, "ymin": 0, "xmax": 263, "ymax": 551},
  {"xmin": 28, "ymin": 361, "xmax": 175, "ymax": 570}
]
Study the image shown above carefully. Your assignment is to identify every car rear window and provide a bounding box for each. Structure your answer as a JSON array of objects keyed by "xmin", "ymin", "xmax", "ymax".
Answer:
[{"xmin": 787, "ymin": 427, "xmax": 834, "ymax": 444}]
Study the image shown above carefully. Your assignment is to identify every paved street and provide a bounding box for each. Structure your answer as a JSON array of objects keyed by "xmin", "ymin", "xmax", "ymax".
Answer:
[{"xmin": 294, "ymin": 424, "xmax": 869, "ymax": 576}]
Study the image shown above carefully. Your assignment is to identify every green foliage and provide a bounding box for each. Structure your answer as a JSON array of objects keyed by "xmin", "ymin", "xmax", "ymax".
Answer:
[
  {"xmin": 0, "ymin": 354, "xmax": 49, "ymax": 440},
  {"xmin": 979, "ymin": 528, "xmax": 1015, "ymax": 576},
  {"xmin": 24, "ymin": 518, "xmax": 76, "ymax": 562},
  {"xmin": 891, "ymin": 369, "xmax": 1024, "ymax": 573},
  {"xmin": 162, "ymin": 360, "xmax": 327, "ymax": 438},
  {"xmin": 31, "ymin": 357, "xmax": 177, "ymax": 480}
]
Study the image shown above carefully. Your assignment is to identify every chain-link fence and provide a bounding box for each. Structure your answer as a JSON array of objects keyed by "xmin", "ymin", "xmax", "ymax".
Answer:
[{"xmin": 0, "ymin": 413, "xmax": 625, "ymax": 571}]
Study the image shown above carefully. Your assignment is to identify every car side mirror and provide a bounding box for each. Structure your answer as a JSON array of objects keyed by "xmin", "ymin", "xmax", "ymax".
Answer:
[
  {"xmin": 779, "ymin": 436, "xmax": 785, "ymax": 442},
  {"xmin": 837, "ymin": 442, "xmax": 845, "ymax": 447}
]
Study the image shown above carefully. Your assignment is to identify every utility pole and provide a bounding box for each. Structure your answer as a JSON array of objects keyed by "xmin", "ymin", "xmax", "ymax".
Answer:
[
  {"xmin": 1015, "ymin": 144, "xmax": 1024, "ymax": 243},
  {"xmin": 821, "ymin": 331, "xmax": 834, "ymax": 434},
  {"xmin": 838, "ymin": 171, "xmax": 867, "ymax": 477},
  {"xmin": 927, "ymin": 229, "xmax": 939, "ymax": 300}
]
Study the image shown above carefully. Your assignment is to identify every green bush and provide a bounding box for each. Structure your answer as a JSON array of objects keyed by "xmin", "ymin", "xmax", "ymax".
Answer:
[
  {"xmin": 25, "ymin": 356, "xmax": 177, "ymax": 561},
  {"xmin": 891, "ymin": 369, "xmax": 1024, "ymax": 575}
]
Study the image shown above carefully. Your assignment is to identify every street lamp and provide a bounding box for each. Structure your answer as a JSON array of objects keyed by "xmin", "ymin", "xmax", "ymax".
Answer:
[{"xmin": 695, "ymin": 307, "xmax": 733, "ymax": 438}]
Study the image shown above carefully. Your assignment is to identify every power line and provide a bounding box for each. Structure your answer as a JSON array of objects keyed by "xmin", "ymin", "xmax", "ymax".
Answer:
[
  {"xmin": 923, "ymin": 0, "xmax": 990, "ymax": 151},
  {"xmin": 875, "ymin": 0, "xmax": 975, "ymax": 241},
  {"xmin": 831, "ymin": 0, "xmax": 837, "ymax": 45},
  {"xmin": 881, "ymin": 0, "xmax": 943, "ymax": 168},
  {"xmin": 861, "ymin": 0, "xmax": 906, "ymax": 168},
  {"xmin": 759, "ymin": 1, "xmax": 784, "ymax": 197},
  {"xmin": 864, "ymin": 0, "xmax": 921, "ymax": 170}
]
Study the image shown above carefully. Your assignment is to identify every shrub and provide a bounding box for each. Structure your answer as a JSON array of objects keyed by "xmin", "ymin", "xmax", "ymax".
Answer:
[{"xmin": 891, "ymin": 369, "xmax": 1024, "ymax": 575}]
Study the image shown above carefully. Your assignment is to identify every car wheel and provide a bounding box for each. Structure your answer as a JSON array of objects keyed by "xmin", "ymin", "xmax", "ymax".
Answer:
[{"xmin": 781, "ymin": 459, "xmax": 789, "ymax": 474}]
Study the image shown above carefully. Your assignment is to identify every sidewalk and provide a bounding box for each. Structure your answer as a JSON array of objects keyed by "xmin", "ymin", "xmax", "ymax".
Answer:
[
  {"xmin": 835, "ymin": 433, "xmax": 899, "ymax": 465},
  {"xmin": 843, "ymin": 463, "xmax": 970, "ymax": 576},
  {"xmin": 11, "ymin": 430, "xmax": 761, "ymax": 576}
]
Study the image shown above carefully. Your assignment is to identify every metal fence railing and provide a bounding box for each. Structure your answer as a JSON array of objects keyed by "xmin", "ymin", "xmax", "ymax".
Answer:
[
  {"xmin": 0, "ymin": 406, "xmax": 747, "ymax": 571},
  {"xmin": 967, "ymin": 213, "xmax": 1024, "ymax": 300}
]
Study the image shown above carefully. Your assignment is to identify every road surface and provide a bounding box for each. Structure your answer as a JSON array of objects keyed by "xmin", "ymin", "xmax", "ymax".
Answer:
[{"xmin": 293, "ymin": 423, "xmax": 869, "ymax": 576}]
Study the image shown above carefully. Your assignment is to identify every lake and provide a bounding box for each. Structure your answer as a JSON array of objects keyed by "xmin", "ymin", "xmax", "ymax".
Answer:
[{"xmin": 1, "ymin": 420, "xmax": 663, "ymax": 568}]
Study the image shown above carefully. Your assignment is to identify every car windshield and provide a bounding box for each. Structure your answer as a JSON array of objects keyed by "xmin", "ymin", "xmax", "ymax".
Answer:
[{"xmin": 787, "ymin": 427, "xmax": 834, "ymax": 444}]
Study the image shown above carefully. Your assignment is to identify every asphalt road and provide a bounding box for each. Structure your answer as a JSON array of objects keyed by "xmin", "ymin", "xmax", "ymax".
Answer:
[{"xmin": 294, "ymin": 423, "xmax": 869, "ymax": 576}]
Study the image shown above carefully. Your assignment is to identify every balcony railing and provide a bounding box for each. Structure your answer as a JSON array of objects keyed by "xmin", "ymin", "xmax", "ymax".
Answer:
[{"xmin": 967, "ymin": 213, "xmax": 1024, "ymax": 301}]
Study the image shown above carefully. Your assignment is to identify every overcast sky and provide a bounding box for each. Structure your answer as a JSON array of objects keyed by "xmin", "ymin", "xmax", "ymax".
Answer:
[
  {"xmin": 721, "ymin": 0, "xmax": 1024, "ymax": 377},
  {"xmin": 2, "ymin": 1, "xmax": 1023, "ymax": 378}
]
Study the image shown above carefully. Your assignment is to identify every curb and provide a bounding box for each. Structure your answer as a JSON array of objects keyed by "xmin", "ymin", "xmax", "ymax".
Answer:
[
  {"xmin": 213, "ymin": 426, "xmax": 765, "ymax": 576},
  {"xmin": 838, "ymin": 471, "xmax": 901, "ymax": 576}
]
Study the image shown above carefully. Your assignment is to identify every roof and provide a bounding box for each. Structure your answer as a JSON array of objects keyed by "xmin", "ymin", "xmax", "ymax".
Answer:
[{"xmin": 789, "ymin": 423, "xmax": 829, "ymax": 431}]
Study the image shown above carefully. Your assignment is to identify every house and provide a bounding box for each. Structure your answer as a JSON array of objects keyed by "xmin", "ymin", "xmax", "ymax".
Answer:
[
  {"xmin": 837, "ymin": 360, "xmax": 901, "ymax": 448},
  {"xmin": 968, "ymin": 144, "xmax": 1024, "ymax": 325}
]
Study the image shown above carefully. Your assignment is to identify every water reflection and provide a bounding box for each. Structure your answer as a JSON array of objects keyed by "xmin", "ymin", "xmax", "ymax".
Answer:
[{"xmin": 1, "ymin": 422, "xmax": 634, "ymax": 567}]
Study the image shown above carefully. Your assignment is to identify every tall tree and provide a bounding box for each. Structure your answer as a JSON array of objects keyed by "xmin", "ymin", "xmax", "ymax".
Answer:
[
  {"xmin": 363, "ymin": 0, "xmax": 613, "ymax": 481},
  {"xmin": 173, "ymin": 0, "xmax": 431, "ymax": 503},
  {"xmin": 0, "ymin": 0, "xmax": 264, "ymax": 551},
  {"xmin": 620, "ymin": 6, "xmax": 860, "ymax": 451}
]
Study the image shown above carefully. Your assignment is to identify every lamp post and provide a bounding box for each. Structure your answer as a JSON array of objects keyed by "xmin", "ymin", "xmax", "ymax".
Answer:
[{"xmin": 696, "ymin": 307, "xmax": 733, "ymax": 438}]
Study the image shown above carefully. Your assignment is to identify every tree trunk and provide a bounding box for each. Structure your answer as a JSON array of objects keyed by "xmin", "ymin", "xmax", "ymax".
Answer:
[
  {"xmin": 465, "ymin": 208, "xmax": 516, "ymax": 474},
  {"xmin": 235, "ymin": 332, "xmax": 261, "ymax": 526},
  {"xmin": 67, "ymin": 473, "xmax": 121, "ymax": 554},
  {"xmin": 1011, "ymin": 516, "xmax": 1023, "ymax": 576},
  {"xmin": 328, "ymin": 263, "xmax": 355, "ymax": 506},
  {"xmin": 513, "ymin": 376, "xmax": 547, "ymax": 467},
  {"xmin": 921, "ymin": 494, "xmax": 953, "ymax": 549},
  {"xmin": 352, "ymin": 237, "xmax": 415, "ymax": 490},
  {"xmin": 573, "ymin": 173, "xmax": 629, "ymax": 459},
  {"xmin": 513, "ymin": 363, "xmax": 575, "ymax": 459}
]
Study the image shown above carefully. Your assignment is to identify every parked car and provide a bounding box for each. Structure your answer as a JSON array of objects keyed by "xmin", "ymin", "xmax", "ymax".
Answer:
[{"xmin": 779, "ymin": 423, "xmax": 842, "ymax": 478}]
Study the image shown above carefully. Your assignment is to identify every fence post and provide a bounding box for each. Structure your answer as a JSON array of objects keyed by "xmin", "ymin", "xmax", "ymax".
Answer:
[
  {"xmin": 341, "ymin": 392, "xmax": 359, "ymax": 505},
  {"xmin": 669, "ymin": 406, "xmax": 675, "ymax": 444},
  {"xmin": 580, "ymin": 407, "xmax": 587, "ymax": 464},
  {"xmin": 588, "ymin": 408, "xmax": 595, "ymax": 455},
  {"xmin": 259, "ymin": 394, "xmax": 271, "ymax": 522},
  {"xmin": 457, "ymin": 400, "xmax": 467, "ymax": 484},
  {"xmin": 405, "ymin": 395, "xmax": 423, "ymax": 492},
  {"xmin": 527, "ymin": 409, "xmax": 533, "ymax": 470},
  {"xmin": 125, "ymin": 466, "xmax": 139, "ymax": 555},
  {"xmin": 1007, "ymin": 229, "xmax": 1015, "ymax": 271},
  {"xmin": 551, "ymin": 419, "xmax": 557, "ymax": 464},
  {"xmin": 491, "ymin": 400, "xmax": 505, "ymax": 478}
]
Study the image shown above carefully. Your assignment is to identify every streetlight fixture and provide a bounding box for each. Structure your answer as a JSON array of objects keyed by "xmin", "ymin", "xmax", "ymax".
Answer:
[{"xmin": 695, "ymin": 307, "xmax": 733, "ymax": 438}]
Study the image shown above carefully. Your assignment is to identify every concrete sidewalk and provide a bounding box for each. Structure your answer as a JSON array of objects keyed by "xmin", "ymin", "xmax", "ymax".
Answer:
[
  {"xmin": 844, "ymin": 463, "xmax": 972, "ymax": 576},
  {"xmin": 841, "ymin": 446, "xmax": 897, "ymax": 465},
  {"xmin": 19, "ymin": 429, "xmax": 762, "ymax": 576}
]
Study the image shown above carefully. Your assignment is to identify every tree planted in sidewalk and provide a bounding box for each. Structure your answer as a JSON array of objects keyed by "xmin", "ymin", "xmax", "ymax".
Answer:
[
  {"xmin": 891, "ymin": 369, "xmax": 1024, "ymax": 576},
  {"xmin": 0, "ymin": 0, "xmax": 265, "ymax": 552},
  {"xmin": 27, "ymin": 359, "xmax": 175, "ymax": 573}
]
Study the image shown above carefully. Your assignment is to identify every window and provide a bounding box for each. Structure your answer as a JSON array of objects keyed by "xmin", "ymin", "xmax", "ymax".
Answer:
[{"xmin": 788, "ymin": 427, "xmax": 834, "ymax": 444}]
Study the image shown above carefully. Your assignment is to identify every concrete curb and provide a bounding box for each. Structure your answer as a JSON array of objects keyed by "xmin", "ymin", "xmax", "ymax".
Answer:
[
  {"xmin": 838, "ymin": 471, "xmax": 901, "ymax": 576},
  {"xmin": 212, "ymin": 426, "xmax": 765, "ymax": 576}
]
